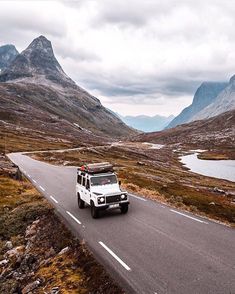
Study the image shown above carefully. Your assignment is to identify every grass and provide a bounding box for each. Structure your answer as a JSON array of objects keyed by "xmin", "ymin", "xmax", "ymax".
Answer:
[
  {"xmin": 0, "ymin": 161, "xmax": 123, "ymax": 294},
  {"xmin": 198, "ymin": 148, "xmax": 235, "ymax": 160},
  {"xmin": 0, "ymin": 125, "xmax": 75, "ymax": 154},
  {"xmin": 0, "ymin": 175, "xmax": 51, "ymax": 243}
]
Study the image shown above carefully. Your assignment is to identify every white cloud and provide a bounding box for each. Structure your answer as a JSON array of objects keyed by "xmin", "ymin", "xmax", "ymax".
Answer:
[{"xmin": 0, "ymin": 0, "xmax": 235, "ymax": 116}]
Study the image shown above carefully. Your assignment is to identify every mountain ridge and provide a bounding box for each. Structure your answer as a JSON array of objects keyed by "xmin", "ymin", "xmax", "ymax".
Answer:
[
  {"xmin": 166, "ymin": 81, "xmax": 228, "ymax": 129},
  {"xmin": 0, "ymin": 35, "xmax": 75, "ymax": 87},
  {"xmin": 191, "ymin": 75, "xmax": 235, "ymax": 121},
  {"xmin": 119, "ymin": 113, "xmax": 174, "ymax": 132},
  {"xmin": 132, "ymin": 109, "xmax": 235, "ymax": 151},
  {"xmin": 0, "ymin": 36, "xmax": 135, "ymax": 140}
]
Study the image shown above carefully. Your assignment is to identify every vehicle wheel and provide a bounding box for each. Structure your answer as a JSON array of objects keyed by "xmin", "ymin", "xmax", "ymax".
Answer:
[
  {"xmin": 120, "ymin": 204, "xmax": 128, "ymax": 214},
  {"xmin": 91, "ymin": 201, "xmax": 99, "ymax": 219},
  {"xmin": 77, "ymin": 193, "xmax": 85, "ymax": 209}
]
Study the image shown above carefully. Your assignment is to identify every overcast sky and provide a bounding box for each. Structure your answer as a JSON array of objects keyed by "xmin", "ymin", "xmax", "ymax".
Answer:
[{"xmin": 0, "ymin": 0, "xmax": 234, "ymax": 116}]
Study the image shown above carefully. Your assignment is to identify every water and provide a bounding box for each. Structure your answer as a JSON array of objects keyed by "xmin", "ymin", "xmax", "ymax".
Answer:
[{"xmin": 180, "ymin": 153, "xmax": 235, "ymax": 182}]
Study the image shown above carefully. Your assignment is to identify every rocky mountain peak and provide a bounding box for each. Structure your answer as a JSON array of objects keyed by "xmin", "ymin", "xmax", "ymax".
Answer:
[
  {"xmin": 0, "ymin": 36, "xmax": 74, "ymax": 87},
  {"xmin": 0, "ymin": 44, "xmax": 19, "ymax": 70},
  {"xmin": 229, "ymin": 74, "xmax": 235, "ymax": 84},
  {"xmin": 26, "ymin": 35, "xmax": 52, "ymax": 51},
  {"xmin": 166, "ymin": 81, "xmax": 228, "ymax": 129}
]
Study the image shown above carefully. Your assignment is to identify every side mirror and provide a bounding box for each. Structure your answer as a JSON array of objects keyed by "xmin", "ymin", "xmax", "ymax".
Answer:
[{"xmin": 119, "ymin": 180, "xmax": 121, "ymax": 186}]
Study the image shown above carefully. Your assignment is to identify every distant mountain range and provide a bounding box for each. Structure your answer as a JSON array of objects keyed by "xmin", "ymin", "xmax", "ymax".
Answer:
[
  {"xmin": 133, "ymin": 109, "xmax": 235, "ymax": 150},
  {"xmin": 118, "ymin": 114, "xmax": 174, "ymax": 132},
  {"xmin": 0, "ymin": 36, "xmax": 135, "ymax": 142}
]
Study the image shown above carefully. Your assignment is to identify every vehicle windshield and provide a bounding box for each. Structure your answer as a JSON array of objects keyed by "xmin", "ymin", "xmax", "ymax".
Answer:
[{"xmin": 90, "ymin": 175, "xmax": 117, "ymax": 186}]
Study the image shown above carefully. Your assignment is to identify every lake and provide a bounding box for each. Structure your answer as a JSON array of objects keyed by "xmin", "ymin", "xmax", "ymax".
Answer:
[{"xmin": 180, "ymin": 153, "xmax": 235, "ymax": 182}]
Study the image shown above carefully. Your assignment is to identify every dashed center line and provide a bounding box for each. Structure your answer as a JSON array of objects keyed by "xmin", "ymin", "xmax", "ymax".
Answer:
[
  {"xmin": 66, "ymin": 211, "xmax": 81, "ymax": 225},
  {"xmin": 170, "ymin": 209, "xmax": 208, "ymax": 224},
  {"xmin": 99, "ymin": 241, "xmax": 131, "ymax": 271},
  {"xmin": 32, "ymin": 179, "xmax": 37, "ymax": 183},
  {"xmin": 130, "ymin": 194, "xmax": 147, "ymax": 202},
  {"xmin": 50, "ymin": 195, "xmax": 58, "ymax": 204},
  {"xmin": 39, "ymin": 185, "xmax": 45, "ymax": 191}
]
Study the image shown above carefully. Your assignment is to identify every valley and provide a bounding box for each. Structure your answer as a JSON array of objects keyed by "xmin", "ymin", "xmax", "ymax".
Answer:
[
  {"xmin": 0, "ymin": 33, "xmax": 235, "ymax": 293},
  {"xmin": 30, "ymin": 140, "xmax": 235, "ymax": 226}
]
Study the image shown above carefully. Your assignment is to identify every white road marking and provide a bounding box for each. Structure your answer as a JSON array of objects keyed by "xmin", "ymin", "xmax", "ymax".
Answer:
[
  {"xmin": 50, "ymin": 195, "xmax": 58, "ymax": 204},
  {"xmin": 160, "ymin": 205, "xmax": 165, "ymax": 208},
  {"xmin": 99, "ymin": 241, "xmax": 131, "ymax": 271},
  {"xmin": 39, "ymin": 185, "xmax": 45, "ymax": 191},
  {"xmin": 130, "ymin": 194, "xmax": 147, "ymax": 202},
  {"xmin": 32, "ymin": 179, "xmax": 37, "ymax": 183},
  {"xmin": 170, "ymin": 209, "xmax": 208, "ymax": 224},
  {"xmin": 28, "ymin": 175, "xmax": 31, "ymax": 178},
  {"xmin": 66, "ymin": 211, "xmax": 81, "ymax": 225}
]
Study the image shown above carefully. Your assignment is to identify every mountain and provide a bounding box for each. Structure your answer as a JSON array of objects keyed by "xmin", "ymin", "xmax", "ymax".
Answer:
[
  {"xmin": 0, "ymin": 45, "xmax": 18, "ymax": 70},
  {"xmin": 166, "ymin": 82, "xmax": 228, "ymax": 129},
  {"xmin": 132, "ymin": 109, "xmax": 235, "ymax": 150},
  {"xmin": 191, "ymin": 75, "xmax": 235, "ymax": 121},
  {"xmin": 0, "ymin": 36, "xmax": 75, "ymax": 87},
  {"xmin": 119, "ymin": 114, "xmax": 174, "ymax": 132},
  {"xmin": 0, "ymin": 36, "xmax": 135, "ymax": 141}
]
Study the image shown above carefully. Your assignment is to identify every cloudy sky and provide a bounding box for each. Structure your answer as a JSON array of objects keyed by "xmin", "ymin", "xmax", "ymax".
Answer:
[{"xmin": 0, "ymin": 0, "xmax": 235, "ymax": 116}]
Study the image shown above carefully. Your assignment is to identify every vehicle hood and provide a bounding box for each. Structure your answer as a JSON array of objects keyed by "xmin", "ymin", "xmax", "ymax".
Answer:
[{"xmin": 91, "ymin": 184, "xmax": 121, "ymax": 195}]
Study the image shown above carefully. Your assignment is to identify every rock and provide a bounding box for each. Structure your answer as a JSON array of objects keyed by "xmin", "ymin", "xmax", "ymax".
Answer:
[
  {"xmin": 25, "ymin": 223, "xmax": 37, "ymax": 238},
  {"xmin": 209, "ymin": 202, "xmax": 215, "ymax": 206},
  {"xmin": 137, "ymin": 161, "xmax": 145, "ymax": 166},
  {"xmin": 58, "ymin": 246, "xmax": 69, "ymax": 256},
  {"xmin": 5, "ymin": 245, "xmax": 25, "ymax": 259},
  {"xmin": 45, "ymin": 247, "xmax": 56, "ymax": 258},
  {"xmin": 213, "ymin": 187, "xmax": 225, "ymax": 194},
  {"xmin": 22, "ymin": 280, "xmax": 41, "ymax": 294},
  {"xmin": 0, "ymin": 259, "xmax": 8, "ymax": 266},
  {"xmin": 50, "ymin": 286, "xmax": 60, "ymax": 294},
  {"xmin": 5, "ymin": 240, "xmax": 13, "ymax": 250}
]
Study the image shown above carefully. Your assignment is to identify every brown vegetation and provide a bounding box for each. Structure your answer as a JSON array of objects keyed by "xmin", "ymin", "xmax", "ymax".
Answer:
[{"xmin": 0, "ymin": 156, "xmax": 123, "ymax": 293}]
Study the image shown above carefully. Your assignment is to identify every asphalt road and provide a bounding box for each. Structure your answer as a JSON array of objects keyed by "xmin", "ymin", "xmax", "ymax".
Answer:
[{"xmin": 8, "ymin": 153, "xmax": 235, "ymax": 294}]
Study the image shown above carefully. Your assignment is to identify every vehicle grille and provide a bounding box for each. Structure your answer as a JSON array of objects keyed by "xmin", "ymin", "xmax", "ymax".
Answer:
[{"xmin": 106, "ymin": 195, "xmax": 121, "ymax": 204}]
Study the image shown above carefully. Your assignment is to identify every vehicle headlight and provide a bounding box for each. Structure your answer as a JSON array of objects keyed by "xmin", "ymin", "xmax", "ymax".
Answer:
[
  {"xmin": 121, "ymin": 194, "xmax": 127, "ymax": 200},
  {"xmin": 98, "ymin": 197, "xmax": 105, "ymax": 204}
]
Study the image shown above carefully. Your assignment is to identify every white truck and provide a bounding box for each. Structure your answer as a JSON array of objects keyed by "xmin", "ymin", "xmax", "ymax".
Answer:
[{"xmin": 76, "ymin": 162, "xmax": 129, "ymax": 218}]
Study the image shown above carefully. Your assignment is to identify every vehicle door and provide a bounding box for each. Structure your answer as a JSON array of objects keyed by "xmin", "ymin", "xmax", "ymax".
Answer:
[
  {"xmin": 80, "ymin": 175, "xmax": 87, "ymax": 201},
  {"xmin": 77, "ymin": 173, "xmax": 82, "ymax": 194},
  {"xmin": 84, "ymin": 178, "xmax": 91, "ymax": 203}
]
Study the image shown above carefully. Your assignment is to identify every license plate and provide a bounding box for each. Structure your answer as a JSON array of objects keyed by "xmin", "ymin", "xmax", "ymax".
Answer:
[{"xmin": 109, "ymin": 204, "xmax": 119, "ymax": 209}]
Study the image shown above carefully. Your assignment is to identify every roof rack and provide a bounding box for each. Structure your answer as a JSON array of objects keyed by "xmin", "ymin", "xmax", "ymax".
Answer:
[{"xmin": 79, "ymin": 162, "xmax": 114, "ymax": 174}]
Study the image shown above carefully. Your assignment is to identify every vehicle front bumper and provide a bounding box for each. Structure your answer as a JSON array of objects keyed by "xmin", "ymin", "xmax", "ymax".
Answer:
[{"xmin": 96, "ymin": 201, "xmax": 129, "ymax": 210}]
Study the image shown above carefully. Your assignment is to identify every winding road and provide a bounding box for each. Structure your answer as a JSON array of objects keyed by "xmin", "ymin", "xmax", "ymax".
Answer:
[{"xmin": 8, "ymin": 152, "xmax": 235, "ymax": 294}]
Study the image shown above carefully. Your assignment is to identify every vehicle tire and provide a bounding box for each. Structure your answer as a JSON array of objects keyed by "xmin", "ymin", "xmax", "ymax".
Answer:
[
  {"xmin": 120, "ymin": 204, "xmax": 128, "ymax": 214},
  {"xmin": 91, "ymin": 201, "xmax": 99, "ymax": 219},
  {"xmin": 77, "ymin": 193, "xmax": 85, "ymax": 209}
]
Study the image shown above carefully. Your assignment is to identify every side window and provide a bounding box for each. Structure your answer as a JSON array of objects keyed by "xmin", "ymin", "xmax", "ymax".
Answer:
[
  {"xmin": 82, "ymin": 177, "xmax": 86, "ymax": 186},
  {"xmin": 86, "ymin": 179, "xmax": 90, "ymax": 190},
  {"xmin": 77, "ymin": 174, "xmax": 82, "ymax": 184}
]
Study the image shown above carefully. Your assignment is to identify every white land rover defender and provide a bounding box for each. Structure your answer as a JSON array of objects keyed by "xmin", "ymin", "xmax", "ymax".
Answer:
[{"xmin": 76, "ymin": 162, "xmax": 129, "ymax": 218}]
